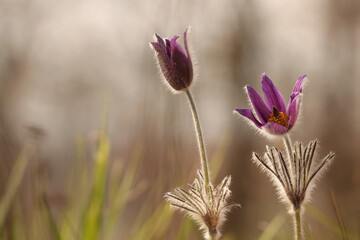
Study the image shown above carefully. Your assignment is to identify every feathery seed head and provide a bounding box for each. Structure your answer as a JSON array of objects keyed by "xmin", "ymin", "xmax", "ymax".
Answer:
[
  {"xmin": 252, "ymin": 140, "xmax": 334, "ymax": 212},
  {"xmin": 165, "ymin": 171, "xmax": 240, "ymax": 240}
]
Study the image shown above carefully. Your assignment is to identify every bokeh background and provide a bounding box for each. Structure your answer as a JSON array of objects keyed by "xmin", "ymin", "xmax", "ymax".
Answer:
[{"xmin": 1, "ymin": 0, "xmax": 360, "ymax": 239}]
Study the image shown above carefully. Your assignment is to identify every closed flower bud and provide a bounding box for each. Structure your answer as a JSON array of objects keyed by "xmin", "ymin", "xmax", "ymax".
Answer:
[{"xmin": 150, "ymin": 27, "xmax": 193, "ymax": 91}]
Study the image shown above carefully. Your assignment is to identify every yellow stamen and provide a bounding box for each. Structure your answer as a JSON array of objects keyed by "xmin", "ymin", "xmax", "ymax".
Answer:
[{"xmin": 268, "ymin": 108, "xmax": 290, "ymax": 127}]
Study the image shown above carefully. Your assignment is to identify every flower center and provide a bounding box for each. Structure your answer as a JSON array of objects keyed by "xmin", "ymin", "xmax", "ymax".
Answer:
[{"xmin": 268, "ymin": 107, "xmax": 290, "ymax": 127}]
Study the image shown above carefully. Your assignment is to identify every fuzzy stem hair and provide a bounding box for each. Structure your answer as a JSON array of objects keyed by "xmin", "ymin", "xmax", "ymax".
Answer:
[
  {"xmin": 185, "ymin": 89, "xmax": 211, "ymax": 199},
  {"xmin": 294, "ymin": 208, "xmax": 302, "ymax": 240},
  {"xmin": 283, "ymin": 134, "xmax": 294, "ymax": 178}
]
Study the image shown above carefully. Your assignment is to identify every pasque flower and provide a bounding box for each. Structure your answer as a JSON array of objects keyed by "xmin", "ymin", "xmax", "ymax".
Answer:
[
  {"xmin": 234, "ymin": 73, "xmax": 334, "ymax": 240},
  {"xmin": 150, "ymin": 28, "xmax": 193, "ymax": 91},
  {"xmin": 151, "ymin": 28, "xmax": 239, "ymax": 239},
  {"xmin": 235, "ymin": 74, "xmax": 307, "ymax": 135}
]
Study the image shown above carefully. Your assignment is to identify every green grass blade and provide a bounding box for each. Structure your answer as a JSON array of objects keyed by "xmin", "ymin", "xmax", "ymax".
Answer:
[
  {"xmin": 306, "ymin": 204, "xmax": 356, "ymax": 239},
  {"xmin": 258, "ymin": 212, "xmax": 287, "ymax": 240},
  {"xmin": 60, "ymin": 135, "xmax": 88, "ymax": 240},
  {"xmin": 107, "ymin": 144, "xmax": 143, "ymax": 231},
  {"xmin": 330, "ymin": 190, "xmax": 349, "ymax": 240},
  {"xmin": 132, "ymin": 203, "xmax": 173, "ymax": 240},
  {"xmin": 40, "ymin": 194, "xmax": 62, "ymax": 240},
  {"xmin": 0, "ymin": 142, "xmax": 32, "ymax": 227},
  {"xmin": 80, "ymin": 93, "xmax": 110, "ymax": 240},
  {"xmin": 175, "ymin": 218, "xmax": 193, "ymax": 240},
  {"xmin": 80, "ymin": 133, "xmax": 110, "ymax": 240}
]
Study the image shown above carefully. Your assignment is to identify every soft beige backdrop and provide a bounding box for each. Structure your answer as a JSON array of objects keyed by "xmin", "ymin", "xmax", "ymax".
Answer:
[{"xmin": 0, "ymin": 0, "xmax": 359, "ymax": 238}]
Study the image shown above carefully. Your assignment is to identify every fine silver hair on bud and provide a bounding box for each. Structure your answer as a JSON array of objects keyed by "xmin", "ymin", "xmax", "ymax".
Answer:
[{"xmin": 150, "ymin": 27, "xmax": 193, "ymax": 92}]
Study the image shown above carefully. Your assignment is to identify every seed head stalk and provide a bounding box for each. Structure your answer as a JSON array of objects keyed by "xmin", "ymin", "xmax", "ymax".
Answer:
[
  {"xmin": 283, "ymin": 134, "xmax": 303, "ymax": 240},
  {"xmin": 283, "ymin": 134, "xmax": 295, "ymax": 182},
  {"xmin": 294, "ymin": 208, "xmax": 302, "ymax": 240},
  {"xmin": 185, "ymin": 89, "xmax": 211, "ymax": 199},
  {"xmin": 283, "ymin": 134, "xmax": 293, "ymax": 165}
]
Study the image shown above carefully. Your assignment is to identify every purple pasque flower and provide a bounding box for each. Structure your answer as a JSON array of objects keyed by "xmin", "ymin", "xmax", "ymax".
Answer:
[
  {"xmin": 150, "ymin": 28, "xmax": 193, "ymax": 91},
  {"xmin": 235, "ymin": 74, "xmax": 307, "ymax": 135}
]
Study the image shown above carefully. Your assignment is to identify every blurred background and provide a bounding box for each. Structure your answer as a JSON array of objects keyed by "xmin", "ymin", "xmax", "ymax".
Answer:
[{"xmin": 0, "ymin": 0, "xmax": 360, "ymax": 239}]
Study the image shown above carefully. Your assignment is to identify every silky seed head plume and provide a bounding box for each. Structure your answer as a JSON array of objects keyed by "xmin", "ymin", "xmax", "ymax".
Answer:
[
  {"xmin": 165, "ymin": 170, "xmax": 240, "ymax": 240},
  {"xmin": 252, "ymin": 140, "xmax": 334, "ymax": 212}
]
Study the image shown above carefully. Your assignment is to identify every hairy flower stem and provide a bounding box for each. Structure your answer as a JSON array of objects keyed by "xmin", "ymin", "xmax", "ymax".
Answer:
[
  {"xmin": 294, "ymin": 208, "xmax": 302, "ymax": 240},
  {"xmin": 283, "ymin": 134, "xmax": 294, "ymax": 177},
  {"xmin": 283, "ymin": 134, "xmax": 293, "ymax": 161},
  {"xmin": 285, "ymin": 134, "xmax": 303, "ymax": 240},
  {"xmin": 185, "ymin": 89, "xmax": 211, "ymax": 199},
  {"xmin": 284, "ymin": 134, "xmax": 303, "ymax": 239}
]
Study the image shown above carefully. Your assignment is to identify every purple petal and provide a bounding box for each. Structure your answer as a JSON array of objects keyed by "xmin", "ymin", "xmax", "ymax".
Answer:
[
  {"xmin": 150, "ymin": 42, "xmax": 171, "ymax": 68},
  {"xmin": 234, "ymin": 108, "xmax": 262, "ymax": 128},
  {"xmin": 246, "ymin": 86, "xmax": 271, "ymax": 124},
  {"xmin": 170, "ymin": 37, "xmax": 191, "ymax": 89},
  {"xmin": 292, "ymin": 75, "xmax": 307, "ymax": 94},
  {"xmin": 150, "ymin": 41, "xmax": 177, "ymax": 87},
  {"xmin": 261, "ymin": 74, "xmax": 286, "ymax": 113},
  {"xmin": 155, "ymin": 34, "xmax": 166, "ymax": 50},
  {"xmin": 262, "ymin": 122, "xmax": 289, "ymax": 135},
  {"xmin": 170, "ymin": 36, "xmax": 185, "ymax": 56},
  {"xmin": 183, "ymin": 27, "xmax": 193, "ymax": 82},
  {"xmin": 289, "ymin": 91, "xmax": 300, "ymax": 102},
  {"xmin": 165, "ymin": 39, "xmax": 171, "ymax": 57},
  {"xmin": 287, "ymin": 94, "xmax": 301, "ymax": 128},
  {"xmin": 289, "ymin": 75, "xmax": 306, "ymax": 103},
  {"xmin": 183, "ymin": 28, "xmax": 191, "ymax": 58},
  {"xmin": 286, "ymin": 75, "xmax": 306, "ymax": 127}
]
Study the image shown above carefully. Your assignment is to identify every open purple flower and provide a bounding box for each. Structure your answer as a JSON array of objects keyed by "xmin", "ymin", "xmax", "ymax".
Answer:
[
  {"xmin": 235, "ymin": 74, "xmax": 307, "ymax": 135},
  {"xmin": 150, "ymin": 28, "xmax": 193, "ymax": 91}
]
